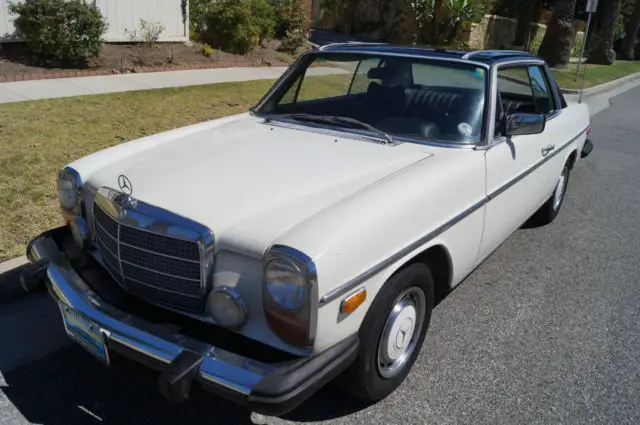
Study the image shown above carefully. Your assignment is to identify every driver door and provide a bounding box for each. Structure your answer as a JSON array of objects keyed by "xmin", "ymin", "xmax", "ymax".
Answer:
[{"xmin": 477, "ymin": 64, "xmax": 562, "ymax": 263}]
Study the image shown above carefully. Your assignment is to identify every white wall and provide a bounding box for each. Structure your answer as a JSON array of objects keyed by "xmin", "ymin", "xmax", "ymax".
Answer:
[{"xmin": 0, "ymin": 0, "xmax": 188, "ymax": 42}]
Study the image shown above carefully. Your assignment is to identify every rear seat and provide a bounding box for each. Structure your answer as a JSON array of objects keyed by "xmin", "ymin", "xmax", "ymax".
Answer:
[{"xmin": 365, "ymin": 82, "xmax": 483, "ymax": 137}]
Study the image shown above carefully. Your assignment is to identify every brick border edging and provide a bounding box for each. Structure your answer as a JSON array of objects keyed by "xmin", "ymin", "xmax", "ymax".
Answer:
[{"xmin": 0, "ymin": 62, "xmax": 281, "ymax": 83}]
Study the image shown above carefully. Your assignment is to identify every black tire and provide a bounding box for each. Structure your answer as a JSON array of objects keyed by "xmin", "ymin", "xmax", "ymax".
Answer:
[
  {"xmin": 340, "ymin": 263, "xmax": 434, "ymax": 402},
  {"xmin": 529, "ymin": 165, "xmax": 570, "ymax": 226}
]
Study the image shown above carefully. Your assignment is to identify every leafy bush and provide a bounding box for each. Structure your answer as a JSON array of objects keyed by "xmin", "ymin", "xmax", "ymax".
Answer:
[
  {"xmin": 9, "ymin": 0, "xmax": 108, "ymax": 66},
  {"xmin": 125, "ymin": 19, "xmax": 165, "ymax": 46},
  {"xmin": 204, "ymin": 0, "xmax": 276, "ymax": 54},
  {"xmin": 273, "ymin": 0, "xmax": 309, "ymax": 53},
  {"xmin": 571, "ymin": 31, "xmax": 585, "ymax": 58},
  {"xmin": 200, "ymin": 43, "xmax": 216, "ymax": 57},
  {"xmin": 188, "ymin": 0, "xmax": 211, "ymax": 38}
]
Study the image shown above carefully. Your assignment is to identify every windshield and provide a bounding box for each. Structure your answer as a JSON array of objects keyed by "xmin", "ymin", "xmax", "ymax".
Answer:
[{"xmin": 255, "ymin": 53, "xmax": 488, "ymax": 144}]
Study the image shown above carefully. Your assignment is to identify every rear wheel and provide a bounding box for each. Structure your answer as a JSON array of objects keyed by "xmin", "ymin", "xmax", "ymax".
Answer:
[
  {"xmin": 529, "ymin": 165, "xmax": 570, "ymax": 226},
  {"xmin": 341, "ymin": 264, "xmax": 434, "ymax": 402}
]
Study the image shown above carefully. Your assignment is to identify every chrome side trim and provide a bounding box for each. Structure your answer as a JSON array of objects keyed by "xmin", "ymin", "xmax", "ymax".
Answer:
[
  {"xmin": 487, "ymin": 127, "xmax": 588, "ymax": 200},
  {"xmin": 463, "ymin": 50, "xmax": 535, "ymax": 60},
  {"xmin": 320, "ymin": 127, "xmax": 587, "ymax": 306},
  {"xmin": 319, "ymin": 197, "xmax": 488, "ymax": 306}
]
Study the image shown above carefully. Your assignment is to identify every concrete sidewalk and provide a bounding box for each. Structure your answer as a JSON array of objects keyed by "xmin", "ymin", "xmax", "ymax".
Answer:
[{"xmin": 0, "ymin": 66, "xmax": 290, "ymax": 104}]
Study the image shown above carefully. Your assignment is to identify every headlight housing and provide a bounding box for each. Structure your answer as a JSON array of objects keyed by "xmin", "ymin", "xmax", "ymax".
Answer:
[
  {"xmin": 57, "ymin": 167, "xmax": 83, "ymax": 217},
  {"xmin": 263, "ymin": 246, "xmax": 317, "ymax": 347}
]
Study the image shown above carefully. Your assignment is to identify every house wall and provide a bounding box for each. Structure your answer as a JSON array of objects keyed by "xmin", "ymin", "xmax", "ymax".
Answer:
[{"xmin": 0, "ymin": 0, "xmax": 188, "ymax": 42}]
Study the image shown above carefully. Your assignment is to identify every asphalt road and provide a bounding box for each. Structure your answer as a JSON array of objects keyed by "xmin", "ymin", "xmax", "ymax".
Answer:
[{"xmin": 1, "ymin": 87, "xmax": 640, "ymax": 425}]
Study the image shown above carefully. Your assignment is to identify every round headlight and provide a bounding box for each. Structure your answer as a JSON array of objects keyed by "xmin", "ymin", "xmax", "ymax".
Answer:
[
  {"xmin": 57, "ymin": 168, "xmax": 81, "ymax": 214},
  {"xmin": 264, "ymin": 256, "xmax": 308, "ymax": 311},
  {"xmin": 209, "ymin": 287, "xmax": 247, "ymax": 330}
]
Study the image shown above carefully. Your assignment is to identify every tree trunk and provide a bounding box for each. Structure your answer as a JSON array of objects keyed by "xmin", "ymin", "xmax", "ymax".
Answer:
[
  {"xmin": 515, "ymin": 0, "xmax": 543, "ymax": 48},
  {"xmin": 620, "ymin": 0, "xmax": 640, "ymax": 60},
  {"xmin": 538, "ymin": 0, "xmax": 578, "ymax": 68},
  {"xmin": 588, "ymin": 0, "xmax": 623, "ymax": 64}
]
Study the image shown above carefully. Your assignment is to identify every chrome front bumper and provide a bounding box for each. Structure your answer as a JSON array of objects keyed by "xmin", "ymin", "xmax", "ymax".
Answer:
[{"xmin": 26, "ymin": 227, "xmax": 358, "ymax": 416}]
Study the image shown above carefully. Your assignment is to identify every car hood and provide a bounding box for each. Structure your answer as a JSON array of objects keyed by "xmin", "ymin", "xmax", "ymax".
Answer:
[{"xmin": 87, "ymin": 115, "xmax": 433, "ymax": 257}]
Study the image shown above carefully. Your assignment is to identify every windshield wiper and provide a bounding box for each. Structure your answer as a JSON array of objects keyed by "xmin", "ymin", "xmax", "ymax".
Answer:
[{"xmin": 264, "ymin": 113, "xmax": 393, "ymax": 144}]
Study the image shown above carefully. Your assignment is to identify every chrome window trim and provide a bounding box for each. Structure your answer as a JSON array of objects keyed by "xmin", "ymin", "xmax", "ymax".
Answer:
[
  {"xmin": 259, "ymin": 116, "xmax": 481, "ymax": 150},
  {"xmin": 320, "ymin": 126, "xmax": 587, "ymax": 307},
  {"xmin": 94, "ymin": 187, "xmax": 215, "ymax": 308},
  {"xmin": 485, "ymin": 59, "xmax": 564, "ymax": 148}
]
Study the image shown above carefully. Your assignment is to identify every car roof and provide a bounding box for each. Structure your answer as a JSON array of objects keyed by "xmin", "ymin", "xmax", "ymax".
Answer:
[{"xmin": 316, "ymin": 43, "xmax": 541, "ymax": 65}]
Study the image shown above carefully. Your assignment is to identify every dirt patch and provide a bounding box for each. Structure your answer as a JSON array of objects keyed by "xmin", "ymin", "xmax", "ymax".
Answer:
[{"xmin": 0, "ymin": 40, "xmax": 298, "ymax": 79}]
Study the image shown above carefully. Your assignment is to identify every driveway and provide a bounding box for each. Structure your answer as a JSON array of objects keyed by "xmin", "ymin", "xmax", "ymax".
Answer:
[{"xmin": 1, "ymin": 87, "xmax": 640, "ymax": 425}]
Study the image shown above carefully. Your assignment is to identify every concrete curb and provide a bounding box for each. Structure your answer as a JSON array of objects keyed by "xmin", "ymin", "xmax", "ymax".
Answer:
[
  {"xmin": 0, "ymin": 256, "xmax": 28, "ymax": 305},
  {"xmin": 560, "ymin": 72, "xmax": 640, "ymax": 97}
]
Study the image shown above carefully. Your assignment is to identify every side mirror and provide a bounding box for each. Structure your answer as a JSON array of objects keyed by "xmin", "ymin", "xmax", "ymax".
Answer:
[{"xmin": 505, "ymin": 112, "xmax": 546, "ymax": 137}]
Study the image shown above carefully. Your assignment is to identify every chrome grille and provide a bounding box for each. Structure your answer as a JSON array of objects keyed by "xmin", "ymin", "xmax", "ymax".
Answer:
[{"xmin": 93, "ymin": 190, "xmax": 211, "ymax": 314}]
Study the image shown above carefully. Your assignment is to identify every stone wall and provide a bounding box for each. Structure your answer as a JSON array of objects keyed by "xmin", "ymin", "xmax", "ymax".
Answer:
[{"xmin": 467, "ymin": 15, "xmax": 518, "ymax": 50}]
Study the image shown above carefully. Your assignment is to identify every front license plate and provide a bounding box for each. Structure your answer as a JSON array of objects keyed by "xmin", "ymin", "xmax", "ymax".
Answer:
[{"xmin": 60, "ymin": 305, "xmax": 110, "ymax": 366}]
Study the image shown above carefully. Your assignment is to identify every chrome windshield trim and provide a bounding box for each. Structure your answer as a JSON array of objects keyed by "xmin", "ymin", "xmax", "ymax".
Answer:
[
  {"xmin": 259, "ymin": 114, "xmax": 482, "ymax": 150},
  {"xmin": 319, "ymin": 197, "xmax": 488, "ymax": 306}
]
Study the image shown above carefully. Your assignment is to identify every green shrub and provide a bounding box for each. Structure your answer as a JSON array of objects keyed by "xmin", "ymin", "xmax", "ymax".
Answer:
[
  {"xmin": 528, "ymin": 23, "xmax": 546, "ymax": 55},
  {"xmin": 189, "ymin": 0, "xmax": 211, "ymax": 38},
  {"xmin": 9, "ymin": 0, "xmax": 108, "ymax": 66},
  {"xmin": 572, "ymin": 31, "xmax": 585, "ymax": 58},
  {"xmin": 273, "ymin": 0, "xmax": 309, "ymax": 53},
  {"xmin": 204, "ymin": 0, "xmax": 276, "ymax": 54},
  {"xmin": 201, "ymin": 43, "xmax": 215, "ymax": 57}
]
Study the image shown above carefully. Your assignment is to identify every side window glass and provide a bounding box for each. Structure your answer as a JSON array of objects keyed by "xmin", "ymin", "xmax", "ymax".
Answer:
[
  {"xmin": 497, "ymin": 67, "xmax": 535, "ymax": 134},
  {"xmin": 349, "ymin": 58, "xmax": 383, "ymax": 94},
  {"xmin": 527, "ymin": 66, "xmax": 555, "ymax": 114}
]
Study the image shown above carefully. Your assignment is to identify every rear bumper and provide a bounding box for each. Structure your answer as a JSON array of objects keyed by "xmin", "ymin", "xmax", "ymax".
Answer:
[{"xmin": 25, "ymin": 227, "xmax": 358, "ymax": 416}]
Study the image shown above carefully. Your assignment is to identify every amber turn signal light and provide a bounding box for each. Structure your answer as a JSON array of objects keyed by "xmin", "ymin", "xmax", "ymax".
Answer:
[{"xmin": 341, "ymin": 288, "xmax": 367, "ymax": 314}]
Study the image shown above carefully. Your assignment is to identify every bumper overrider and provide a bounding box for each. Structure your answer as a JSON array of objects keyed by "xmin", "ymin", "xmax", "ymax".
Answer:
[{"xmin": 24, "ymin": 226, "xmax": 358, "ymax": 416}]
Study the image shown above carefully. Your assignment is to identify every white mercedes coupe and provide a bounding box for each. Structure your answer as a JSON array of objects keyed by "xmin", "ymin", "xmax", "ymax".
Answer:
[{"xmin": 22, "ymin": 44, "xmax": 593, "ymax": 416}]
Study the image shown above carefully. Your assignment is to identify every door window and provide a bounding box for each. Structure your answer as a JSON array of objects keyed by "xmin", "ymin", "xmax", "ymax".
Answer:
[{"xmin": 497, "ymin": 65, "xmax": 557, "ymax": 117}]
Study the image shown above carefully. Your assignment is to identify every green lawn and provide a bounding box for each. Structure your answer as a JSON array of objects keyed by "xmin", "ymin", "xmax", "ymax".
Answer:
[
  {"xmin": 2, "ymin": 60, "xmax": 640, "ymax": 261},
  {"xmin": 551, "ymin": 60, "xmax": 640, "ymax": 90},
  {"xmin": 0, "ymin": 79, "xmax": 276, "ymax": 261}
]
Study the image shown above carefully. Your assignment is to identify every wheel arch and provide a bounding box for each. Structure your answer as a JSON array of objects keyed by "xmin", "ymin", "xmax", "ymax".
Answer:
[
  {"xmin": 396, "ymin": 244, "xmax": 453, "ymax": 297},
  {"xmin": 567, "ymin": 149, "xmax": 579, "ymax": 170}
]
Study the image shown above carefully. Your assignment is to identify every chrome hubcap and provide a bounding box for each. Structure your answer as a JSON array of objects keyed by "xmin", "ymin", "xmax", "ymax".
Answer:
[
  {"xmin": 553, "ymin": 171, "xmax": 567, "ymax": 211},
  {"xmin": 377, "ymin": 287, "xmax": 426, "ymax": 379}
]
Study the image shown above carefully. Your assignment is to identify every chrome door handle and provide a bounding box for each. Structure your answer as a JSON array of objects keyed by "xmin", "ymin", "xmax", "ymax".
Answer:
[{"xmin": 542, "ymin": 145, "xmax": 556, "ymax": 156}]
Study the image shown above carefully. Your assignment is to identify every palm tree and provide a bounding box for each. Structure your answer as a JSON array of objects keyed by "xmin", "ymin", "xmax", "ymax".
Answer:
[
  {"xmin": 620, "ymin": 0, "xmax": 640, "ymax": 59},
  {"xmin": 588, "ymin": 0, "xmax": 623, "ymax": 64},
  {"xmin": 538, "ymin": 0, "xmax": 579, "ymax": 68}
]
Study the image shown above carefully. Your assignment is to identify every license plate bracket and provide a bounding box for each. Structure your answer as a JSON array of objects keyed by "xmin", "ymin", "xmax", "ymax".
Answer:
[{"xmin": 60, "ymin": 304, "xmax": 110, "ymax": 366}]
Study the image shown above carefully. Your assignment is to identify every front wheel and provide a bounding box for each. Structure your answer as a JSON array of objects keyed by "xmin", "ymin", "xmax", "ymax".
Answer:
[
  {"xmin": 340, "ymin": 264, "xmax": 434, "ymax": 402},
  {"xmin": 529, "ymin": 165, "xmax": 570, "ymax": 226}
]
